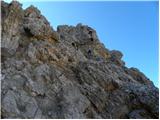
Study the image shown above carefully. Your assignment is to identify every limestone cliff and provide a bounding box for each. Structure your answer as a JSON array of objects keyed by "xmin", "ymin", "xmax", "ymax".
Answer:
[{"xmin": 1, "ymin": 1, "xmax": 159, "ymax": 119}]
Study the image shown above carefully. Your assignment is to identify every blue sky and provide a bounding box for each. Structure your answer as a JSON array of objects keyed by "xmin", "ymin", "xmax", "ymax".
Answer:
[{"xmin": 5, "ymin": 1, "xmax": 159, "ymax": 87}]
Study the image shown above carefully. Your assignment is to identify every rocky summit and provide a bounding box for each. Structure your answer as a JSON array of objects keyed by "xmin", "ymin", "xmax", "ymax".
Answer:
[{"xmin": 1, "ymin": 1, "xmax": 159, "ymax": 119}]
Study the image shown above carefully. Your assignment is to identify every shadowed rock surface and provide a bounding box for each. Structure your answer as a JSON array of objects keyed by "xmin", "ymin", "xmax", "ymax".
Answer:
[{"xmin": 1, "ymin": 1, "xmax": 159, "ymax": 119}]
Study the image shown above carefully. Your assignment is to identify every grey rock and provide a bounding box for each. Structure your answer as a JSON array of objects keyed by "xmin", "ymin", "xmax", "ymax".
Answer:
[
  {"xmin": 1, "ymin": 1, "xmax": 23, "ymax": 52},
  {"xmin": 23, "ymin": 5, "xmax": 59, "ymax": 41},
  {"xmin": 110, "ymin": 50, "xmax": 125, "ymax": 66},
  {"xmin": 2, "ymin": 90, "xmax": 20, "ymax": 118},
  {"xmin": 1, "ymin": 1, "xmax": 159, "ymax": 119},
  {"xmin": 128, "ymin": 109, "xmax": 152, "ymax": 119},
  {"xmin": 110, "ymin": 50, "xmax": 123, "ymax": 59}
]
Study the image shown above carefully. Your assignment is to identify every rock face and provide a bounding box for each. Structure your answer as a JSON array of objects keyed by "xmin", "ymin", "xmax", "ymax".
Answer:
[{"xmin": 1, "ymin": 1, "xmax": 159, "ymax": 119}]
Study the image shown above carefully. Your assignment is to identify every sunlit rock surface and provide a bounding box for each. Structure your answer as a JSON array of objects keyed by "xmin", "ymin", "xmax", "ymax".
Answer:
[{"xmin": 1, "ymin": 1, "xmax": 159, "ymax": 119}]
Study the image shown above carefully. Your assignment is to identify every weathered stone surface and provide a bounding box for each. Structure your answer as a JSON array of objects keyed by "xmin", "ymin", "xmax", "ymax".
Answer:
[
  {"xmin": 1, "ymin": 1, "xmax": 23, "ymax": 52},
  {"xmin": 1, "ymin": 1, "xmax": 159, "ymax": 119},
  {"xmin": 110, "ymin": 50, "xmax": 125, "ymax": 66},
  {"xmin": 23, "ymin": 5, "xmax": 59, "ymax": 41}
]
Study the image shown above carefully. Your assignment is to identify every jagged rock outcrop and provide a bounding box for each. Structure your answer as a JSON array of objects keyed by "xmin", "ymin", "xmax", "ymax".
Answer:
[{"xmin": 1, "ymin": 1, "xmax": 159, "ymax": 119}]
